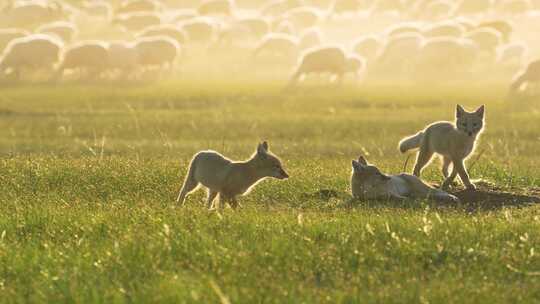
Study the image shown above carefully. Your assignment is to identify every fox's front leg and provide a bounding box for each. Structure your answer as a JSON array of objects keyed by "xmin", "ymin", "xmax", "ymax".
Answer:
[
  {"xmin": 441, "ymin": 166, "xmax": 458, "ymax": 190},
  {"xmin": 454, "ymin": 159, "xmax": 476, "ymax": 190}
]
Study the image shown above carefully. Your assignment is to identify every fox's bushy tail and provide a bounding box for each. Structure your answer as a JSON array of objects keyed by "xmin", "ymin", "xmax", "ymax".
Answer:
[
  {"xmin": 399, "ymin": 132, "xmax": 424, "ymax": 153},
  {"xmin": 176, "ymin": 157, "xmax": 198, "ymax": 204}
]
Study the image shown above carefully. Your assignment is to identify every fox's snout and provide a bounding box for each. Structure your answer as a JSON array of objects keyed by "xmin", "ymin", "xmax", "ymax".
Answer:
[{"xmin": 278, "ymin": 168, "xmax": 289, "ymax": 179}]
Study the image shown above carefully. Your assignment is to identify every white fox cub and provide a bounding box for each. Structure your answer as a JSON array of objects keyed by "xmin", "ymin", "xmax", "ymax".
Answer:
[
  {"xmin": 176, "ymin": 141, "xmax": 289, "ymax": 210},
  {"xmin": 351, "ymin": 156, "xmax": 459, "ymax": 203},
  {"xmin": 399, "ymin": 105, "xmax": 485, "ymax": 190}
]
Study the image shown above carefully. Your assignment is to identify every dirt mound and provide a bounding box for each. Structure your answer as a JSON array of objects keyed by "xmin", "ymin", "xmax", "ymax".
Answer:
[{"xmin": 451, "ymin": 180, "xmax": 540, "ymax": 211}]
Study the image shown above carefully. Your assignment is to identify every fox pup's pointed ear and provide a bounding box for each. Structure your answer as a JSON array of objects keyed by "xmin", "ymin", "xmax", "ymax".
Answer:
[
  {"xmin": 352, "ymin": 160, "xmax": 364, "ymax": 172},
  {"xmin": 475, "ymin": 105, "xmax": 485, "ymax": 119},
  {"xmin": 358, "ymin": 155, "xmax": 368, "ymax": 165},
  {"xmin": 257, "ymin": 142, "xmax": 269, "ymax": 155},
  {"xmin": 456, "ymin": 104, "xmax": 465, "ymax": 118}
]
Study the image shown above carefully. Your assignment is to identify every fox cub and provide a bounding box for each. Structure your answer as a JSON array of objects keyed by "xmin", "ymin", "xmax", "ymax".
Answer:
[
  {"xmin": 351, "ymin": 156, "xmax": 459, "ymax": 203},
  {"xmin": 177, "ymin": 141, "xmax": 289, "ymax": 210},
  {"xmin": 399, "ymin": 105, "xmax": 485, "ymax": 190}
]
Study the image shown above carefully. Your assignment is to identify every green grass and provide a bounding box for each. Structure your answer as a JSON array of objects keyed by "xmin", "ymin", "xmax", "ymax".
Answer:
[{"xmin": 1, "ymin": 81, "xmax": 540, "ymax": 303}]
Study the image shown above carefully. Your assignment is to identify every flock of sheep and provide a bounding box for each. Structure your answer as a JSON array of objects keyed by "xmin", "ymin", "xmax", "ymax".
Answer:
[{"xmin": 0, "ymin": 0, "xmax": 539, "ymax": 91}]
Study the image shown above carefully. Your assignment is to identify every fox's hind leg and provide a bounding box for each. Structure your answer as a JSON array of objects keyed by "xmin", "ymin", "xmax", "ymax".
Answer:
[
  {"xmin": 206, "ymin": 190, "xmax": 218, "ymax": 209},
  {"xmin": 413, "ymin": 145, "xmax": 434, "ymax": 177},
  {"xmin": 441, "ymin": 156, "xmax": 452, "ymax": 178}
]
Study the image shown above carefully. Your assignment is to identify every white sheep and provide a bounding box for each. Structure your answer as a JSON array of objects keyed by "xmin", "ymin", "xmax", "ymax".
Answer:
[
  {"xmin": 261, "ymin": 0, "xmax": 302, "ymax": 17},
  {"xmin": 107, "ymin": 41, "xmax": 139, "ymax": 78},
  {"xmin": 113, "ymin": 12, "xmax": 161, "ymax": 32},
  {"xmin": 115, "ymin": 0, "xmax": 162, "ymax": 14},
  {"xmin": 134, "ymin": 36, "xmax": 180, "ymax": 71},
  {"xmin": 252, "ymin": 33, "xmax": 299, "ymax": 58},
  {"xmin": 235, "ymin": 17, "xmax": 270, "ymax": 38},
  {"xmin": 198, "ymin": 0, "xmax": 234, "ymax": 16},
  {"xmin": 2, "ymin": 1, "xmax": 69, "ymax": 28},
  {"xmin": 55, "ymin": 41, "xmax": 109, "ymax": 80},
  {"xmin": 281, "ymin": 6, "xmax": 325, "ymax": 30},
  {"xmin": 464, "ymin": 28, "xmax": 502, "ymax": 56},
  {"xmin": 0, "ymin": 34, "xmax": 63, "ymax": 79},
  {"xmin": 352, "ymin": 35, "xmax": 384, "ymax": 61},
  {"xmin": 374, "ymin": 32, "xmax": 424, "ymax": 77},
  {"xmin": 453, "ymin": 0, "xmax": 493, "ymax": 15},
  {"xmin": 0, "ymin": 28, "xmax": 29, "ymax": 52},
  {"xmin": 37, "ymin": 21, "xmax": 78, "ymax": 43},
  {"xmin": 416, "ymin": 37, "xmax": 479, "ymax": 78},
  {"xmin": 476, "ymin": 20, "xmax": 513, "ymax": 43},
  {"xmin": 299, "ymin": 27, "xmax": 322, "ymax": 50},
  {"xmin": 422, "ymin": 21, "xmax": 466, "ymax": 38},
  {"xmin": 179, "ymin": 17, "xmax": 218, "ymax": 43},
  {"xmin": 412, "ymin": 0, "xmax": 455, "ymax": 20},
  {"xmin": 288, "ymin": 46, "xmax": 365, "ymax": 86},
  {"xmin": 82, "ymin": 1, "xmax": 113, "ymax": 19},
  {"xmin": 137, "ymin": 24, "xmax": 188, "ymax": 45},
  {"xmin": 496, "ymin": 42, "xmax": 528, "ymax": 67},
  {"xmin": 495, "ymin": 0, "xmax": 532, "ymax": 15}
]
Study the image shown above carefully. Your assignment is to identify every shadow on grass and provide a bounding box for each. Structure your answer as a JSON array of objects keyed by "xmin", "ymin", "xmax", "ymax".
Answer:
[{"xmin": 304, "ymin": 181, "xmax": 540, "ymax": 212}]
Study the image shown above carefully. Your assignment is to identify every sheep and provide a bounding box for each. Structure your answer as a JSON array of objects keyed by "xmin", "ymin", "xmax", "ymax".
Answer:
[
  {"xmin": 299, "ymin": 27, "xmax": 322, "ymax": 50},
  {"xmin": 476, "ymin": 20, "xmax": 513, "ymax": 43},
  {"xmin": 37, "ymin": 21, "xmax": 78, "ymax": 43},
  {"xmin": 235, "ymin": 18, "xmax": 271, "ymax": 38},
  {"xmin": 82, "ymin": 1, "xmax": 113, "ymax": 19},
  {"xmin": 106, "ymin": 41, "xmax": 139, "ymax": 78},
  {"xmin": 281, "ymin": 6, "xmax": 325, "ymax": 30},
  {"xmin": 134, "ymin": 36, "xmax": 180, "ymax": 72},
  {"xmin": 252, "ymin": 33, "xmax": 299, "ymax": 58},
  {"xmin": 169, "ymin": 9, "xmax": 198, "ymax": 23},
  {"xmin": 55, "ymin": 41, "xmax": 109, "ymax": 80},
  {"xmin": 385, "ymin": 23, "xmax": 422, "ymax": 38},
  {"xmin": 330, "ymin": 0, "xmax": 363, "ymax": 14},
  {"xmin": 261, "ymin": 0, "xmax": 303, "ymax": 17},
  {"xmin": 0, "ymin": 28, "xmax": 29, "ymax": 52},
  {"xmin": 415, "ymin": 37, "xmax": 479, "ymax": 79},
  {"xmin": 1, "ymin": 1, "xmax": 69, "ymax": 28},
  {"xmin": 112, "ymin": 12, "xmax": 161, "ymax": 32},
  {"xmin": 179, "ymin": 17, "xmax": 218, "ymax": 43},
  {"xmin": 273, "ymin": 20, "xmax": 296, "ymax": 35},
  {"xmin": 288, "ymin": 46, "xmax": 365, "ymax": 86},
  {"xmin": 464, "ymin": 28, "xmax": 502, "ymax": 56},
  {"xmin": 115, "ymin": 0, "xmax": 162, "ymax": 14},
  {"xmin": 412, "ymin": 0, "xmax": 455, "ymax": 20},
  {"xmin": 352, "ymin": 35, "xmax": 384, "ymax": 61},
  {"xmin": 0, "ymin": 34, "xmax": 63, "ymax": 79},
  {"xmin": 509, "ymin": 59, "xmax": 540, "ymax": 95},
  {"xmin": 453, "ymin": 0, "xmax": 493, "ymax": 15},
  {"xmin": 374, "ymin": 32, "xmax": 424, "ymax": 77},
  {"xmin": 136, "ymin": 24, "xmax": 188, "ymax": 45},
  {"xmin": 422, "ymin": 21, "xmax": 466, "ymax": 38},
  {"xmin": 371, "ymin": 0, "xmax": 405, "ymax": 14},
  {"xmin": 495, "ymin": 0, "xmax": 532, "ymax": 15},
  {"xmin": 198, "ymin": 0, "xmax": 234, "ymax": 16},
  {"xmin": 496, "ymin": 42, "xmax": 528, "ymax": 67}
]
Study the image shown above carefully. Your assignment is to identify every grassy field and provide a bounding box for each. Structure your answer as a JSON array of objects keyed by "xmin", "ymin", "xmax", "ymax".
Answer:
[{"xmin": 1, "ymin": 81, "xmax": 540, "ymax": 303}]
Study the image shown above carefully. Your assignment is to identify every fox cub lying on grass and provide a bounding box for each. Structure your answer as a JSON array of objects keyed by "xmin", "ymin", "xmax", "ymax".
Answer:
[
  {"xmin": 399, "ymin": 105, "xmax": 485, "ymax": 190},
  {"xmin": 177, "ymin": 141, "xmax": 289, "ymax": 210},
  {"xmin": 351, "ymin": 156, "xmax": 459, "ymax": 203}
]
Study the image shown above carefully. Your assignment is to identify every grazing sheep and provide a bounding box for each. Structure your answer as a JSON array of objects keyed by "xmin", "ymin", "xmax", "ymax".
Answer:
[
  {"xmin": 169, "ymin": 9, "xmax": 199, "ymax": 23},
  {"xmin": 55, "ymin": 41, "xmax": 109, "ymax": 80},
  {"xmin": 134, "ymin": 36, "xmax": 180, "ymax": 71},
  {"xmin": 495, "ymin": 0, "xmax": 532, "ymax": 15},
  {"xmin": 352, "ymin": 35, "xmax": 384, "ymax": 60},
  {"xmin": 137, "ymin": 24, "xmax": 188, "ymax": 45},
  {"xmin": 273, "ymin": 20, "xmax": 296, "ymax": 35},
  {"xmin": 496, "ymin": 42, "xmax": 528, "ymax": 67},
  {"xmin": 509, "ymin": 59, "xmax": 540, "ymax": 94},
  {"xmin": 37, "ymin": 21, "xmax": 78, "ymax": 43},
  {"xmin": 413, "ymin": 0, "xmax": 455, "ymax": 20},
  {"xmin": 179, "ymin": 17, "xmax": 218, "ymax": 43},
  {"xmin": 331, "ymin": 0, "xmax": 363, "ymax": 14},
  {"xmin": 288, "ymin": 46, "xmax": 365, "ymax": 86},
  {"xmin": 115, "ymin": 0, "xmax": 162, "ymax": 14},
  {"xmin": 0, "ymin": 34, "xmax": 63, "ymax": 79},
  {"xmin": 252, "ymin": 33, "xmax": 299, "ymax": 58},
  {"xmin": 198, "ymin": 0, "xmax": 234, "ymax": 16},
  {"xmin": 113, "ymin": 12, "xmax": 161, "ymax": 32},
  {"xmin": 2, "ymin": 1, "xmax": 68, "ymax": 28},
  {"xmin": 261, "ymin": 0, "xmax": 303, "ymax": 17},
  {"xmin": 385, "ymin": 23, "xmax": 422, "ymax": 37},
  {"xmin": 0, "ymin": 28, "xmax": 29, "ymax": 52},
  {"xmin": 453, "ymin": 0, "xmax": 493, "ymax": 15}
]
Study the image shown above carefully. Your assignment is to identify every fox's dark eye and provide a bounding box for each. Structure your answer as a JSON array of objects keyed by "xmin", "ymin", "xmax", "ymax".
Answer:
[{"xmin": 473, "ymin": 123, "xmax": 478, "ymax": 127}]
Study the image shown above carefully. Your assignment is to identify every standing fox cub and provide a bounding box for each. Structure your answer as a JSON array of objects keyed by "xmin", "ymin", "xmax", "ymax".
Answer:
[
  {"xmin": 399, "ymin": 105, "xmax": 485, "ymax": 190},
  {"xmin": 351, "ymin": 156, "xmax": 459, "ymax": 203},
  {"xmin": 177, "ymin": 142, "xmax": 289, "ymax": 210}
]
